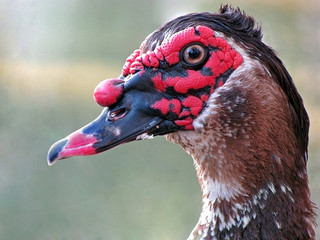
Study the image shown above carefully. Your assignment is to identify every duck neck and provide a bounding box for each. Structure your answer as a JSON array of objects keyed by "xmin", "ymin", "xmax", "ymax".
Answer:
[
  {"xmin": 170, "ymin": 137, "xmax": 315, "ymax": 240},
  {"xmin": 187, "ymin": 152, "xmax": 314, "ymax": 240}
]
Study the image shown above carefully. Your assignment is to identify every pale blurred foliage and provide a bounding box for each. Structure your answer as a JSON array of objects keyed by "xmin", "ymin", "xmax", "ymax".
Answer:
[{"xmin": 0, "ymin": 0, "xmax": 319, "ymax": 239}]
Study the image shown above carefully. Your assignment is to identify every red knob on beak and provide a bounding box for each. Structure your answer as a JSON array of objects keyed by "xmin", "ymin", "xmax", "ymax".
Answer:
[{"xmin": 93, "ymin": 79, "xmax": 124, "ymax": 107}]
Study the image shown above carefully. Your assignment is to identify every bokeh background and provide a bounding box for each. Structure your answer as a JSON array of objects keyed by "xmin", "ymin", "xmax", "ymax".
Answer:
[{"xmin": 1, "ymin": 0, "xmax": 319, "ymax": 239}]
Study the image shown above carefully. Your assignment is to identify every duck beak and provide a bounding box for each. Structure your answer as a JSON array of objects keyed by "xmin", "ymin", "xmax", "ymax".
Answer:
[{"xmin": 47, "ymin": 105, "xmax": 168, "ymax": 166}]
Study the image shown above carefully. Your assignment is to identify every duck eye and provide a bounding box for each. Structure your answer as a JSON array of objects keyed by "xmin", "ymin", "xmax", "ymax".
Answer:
[{"xmin": 182, "ymin": 43, "xmax": 207, "ymax": 68}]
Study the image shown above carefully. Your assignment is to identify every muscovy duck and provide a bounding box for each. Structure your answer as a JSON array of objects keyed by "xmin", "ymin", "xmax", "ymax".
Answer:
[{"xmin": 48, "ymin": 5, "xmax": 316, "ymax": 239}]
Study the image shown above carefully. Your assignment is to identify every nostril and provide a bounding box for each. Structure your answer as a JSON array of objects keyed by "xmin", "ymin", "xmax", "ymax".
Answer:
[{"xmin": 108, "ymin": 108, "xmax": 127, "ymax": 121}]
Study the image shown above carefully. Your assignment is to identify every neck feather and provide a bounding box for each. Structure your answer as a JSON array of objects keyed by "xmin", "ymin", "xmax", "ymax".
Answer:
[{"xmin": 166, "ymin": 53, "xmax": 315, "ymax": 239}]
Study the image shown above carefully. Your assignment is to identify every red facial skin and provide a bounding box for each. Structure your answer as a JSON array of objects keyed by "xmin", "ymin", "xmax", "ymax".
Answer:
[{"xmin": 96, "ymin": 26, "xmax": 243, "ymax": 130}]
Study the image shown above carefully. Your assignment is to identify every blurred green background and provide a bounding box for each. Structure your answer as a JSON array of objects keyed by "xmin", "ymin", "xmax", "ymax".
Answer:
[{"xmin": 1, "ymin": 0, "xmax": 319, "ymax": 239}]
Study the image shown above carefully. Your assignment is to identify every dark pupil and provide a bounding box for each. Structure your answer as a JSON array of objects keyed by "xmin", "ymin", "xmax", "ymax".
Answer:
[{"xmin": 188, "ymin": 47, "xmax": 200, "ymax": 59}]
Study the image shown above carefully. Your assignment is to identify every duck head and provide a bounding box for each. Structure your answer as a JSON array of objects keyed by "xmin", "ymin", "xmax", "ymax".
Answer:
[{"xmin": 48, "ymin": 24, "xmax": 243, "ymax": 165}]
